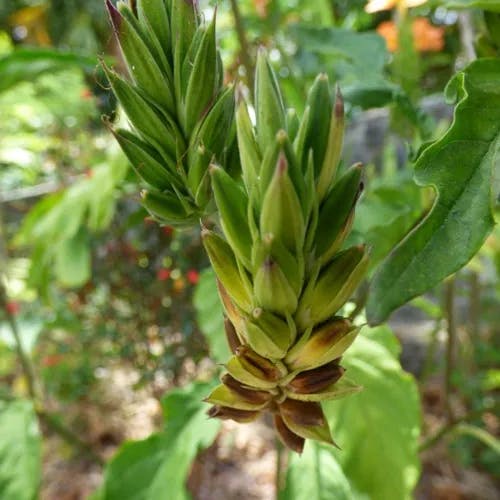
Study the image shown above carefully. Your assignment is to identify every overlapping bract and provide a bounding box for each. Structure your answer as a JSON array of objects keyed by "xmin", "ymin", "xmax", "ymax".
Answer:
[
  {"xmin": 104, "ymin": 0, "xmax": 235, "ymax": 225},
  {"xmin": 203, "ymin": 50, "xmax": 369, "ymax": 453},
  {"xmin": 103, "ymin": 1, "xmax": 368, "ymax": 452}
]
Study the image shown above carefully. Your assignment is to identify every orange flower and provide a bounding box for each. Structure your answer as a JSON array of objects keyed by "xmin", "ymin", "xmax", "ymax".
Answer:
[
  {"xmin": 412, "ymin": 17, "xmax": 445, "ymax": 52},
  {"xmin": 365, "ymin": 0, "xmax": 427, "ymax": 13},
  {"xmin": 377, "ymin": 21, "xmax": 399, "ymax": 52},
  {"xmin": 253, "ymin": 0, "xmax": 270, "ymax": 18},
  {"xmin": 377, "ymin": 18, "xmax": 445, "ymax": 52}
]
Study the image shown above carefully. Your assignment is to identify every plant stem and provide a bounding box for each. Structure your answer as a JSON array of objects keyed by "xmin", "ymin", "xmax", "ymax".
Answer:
[
  {"xmin": 37, "ymin": 409, "xmax": 104, "ymax": 465},
  {"xmin": 275, "ymin": 437, "xmax": 284, "ymax": 499},
  {"xmin": 229, "ymin": 0, "xmax": 254, "ymax": 90},
  {"xmin": 468, "ymin": 271, "xmax": 480, "ymax": 341},
  {"xmin": 419, "ymin": 403, "xmax": 499, "ymax": 452},
  {"xmin": 444, "ymin": 277, "xmax": 457, "ymax": 424},
  {"xmin": 420, "ymin": 319, "xmax": 441, "ymax": 382},
  {"xmin": 0, "ymin": 208, "xmax": 103, "ymax": 465},
  {"xmin": 458, "ymin": 11, "xmax": 477, "ymax": 63},
  {"xmin": 2, "ymin": 293, "xmax": 38, "ymax": 400}
]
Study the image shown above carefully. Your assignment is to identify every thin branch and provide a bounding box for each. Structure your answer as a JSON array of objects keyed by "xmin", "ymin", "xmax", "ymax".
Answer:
[
  {"xmin": 275, "ymin": 437, "xmax": 283, "ymax": 499},
  {"xmin": 457, "ymin": 12, "xmax": 477, "ymax": 63},
  {"xmin": 229, "ymin": 0, "xmax": 255, "ymax": 90},
  {"xmin": 37, "ymin": 409, "xmax": 104, "ymax": 465},
  {"xmin": 444, "ymin": 277, "xmax": 456, "ymax": 423},
  {"xmin": 419, "ymin": 403, "xmax": 499, "ymax": 452}
]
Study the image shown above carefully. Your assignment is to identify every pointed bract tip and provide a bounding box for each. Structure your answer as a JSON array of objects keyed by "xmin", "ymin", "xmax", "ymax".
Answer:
[
  {"xmin": 335, "ymin": 86, "xmax": 344, "ymax": 118},
  {"xmin": 276, "ymin": 129, "xmax": 288, "ymax": 144},
  {"xmin": 208, "ymin": 163, "xmax": 220, "ymax": 175},
  {"xmin": 277, "ymin": 152, "xmax": 288, "ymax": 175},
  {"xmin": 106, "ymin": 0, "xmax": 122, "ymax": 33}
]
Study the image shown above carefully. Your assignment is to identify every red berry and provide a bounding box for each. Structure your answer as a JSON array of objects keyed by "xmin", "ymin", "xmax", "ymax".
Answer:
[
  {"xmin": 187, "ymin": 269, "xmax": 199, "ymax": 285},
  {"xmin": 157, "ymin": 268, "xmax": 171, "ymax": 281},
  {"xmin": 162, "ymin": 226, "xmax": 174, "ymax": 237},
  {"xmin": 5, "ymin": 302, "xmax": 20, "ymax": 315}
]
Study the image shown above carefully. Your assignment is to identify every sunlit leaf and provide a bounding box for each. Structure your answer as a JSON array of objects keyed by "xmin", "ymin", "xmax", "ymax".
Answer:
[
  {"xmin": 0, "ymin": 48, "xmax": 96, "ymax": 94},
  {"xmin": 323, "ymin": 326, "xmax": 421, "ymax": 500},
  {"xmin": 0, "ymin": 400, "xmax": 41, "ymax": 500},
  {"xmin": 440, "ymin": 0, "xmax": 500, "ymax": 12},
  {"xmin": 367, "ymin": 58, "xmax": 500, "ymax": 324},
  {"xmin": 99, "ymin": 382, "xmax": 220, "ymax": 500}
]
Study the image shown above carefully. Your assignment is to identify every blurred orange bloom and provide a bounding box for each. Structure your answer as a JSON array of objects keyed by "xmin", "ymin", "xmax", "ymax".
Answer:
[
  {"xmin": 254, "ymin": 0, "xmax": 270, "ymax": 18},
  {"xmin": 365, "ymin": 0, "xmax": 427, "ymax": 13},
  {"xmin": 377, "ymin": 18, "xmax": 445, "ymax": 52}
]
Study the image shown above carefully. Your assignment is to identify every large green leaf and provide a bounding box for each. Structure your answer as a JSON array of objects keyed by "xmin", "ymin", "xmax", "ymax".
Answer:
[
  {"xmin": 0, "ymin": 48, "xmax": 96, "ymax": 94},
  {"xmin": 323, "ymin": 326, "xmax": 421, "ymax": 500},
  {"xmin": 0, "ymin": 400, "xmax": 41, "ymax": 500},
  {"xmin": 99, "ymin": 382, "xmax": 220, "ymax": 500},
  {"xmin": 440, "ymin": 0, "xmax": 500, "ymax": 11},
  {"xmin": 367, "ymin": 58, "xmax": 500, "ymax": 324},
  {"xmin": 54, "ymin": 228, "xmax": 91, "ymax": 288},
  {"xmin": 281, "ymin": 442, "xmax": 353, "ymax": 500},
  {"xmin": 193, "ymin": 268, "xmax": 229, "ymax": 364}
]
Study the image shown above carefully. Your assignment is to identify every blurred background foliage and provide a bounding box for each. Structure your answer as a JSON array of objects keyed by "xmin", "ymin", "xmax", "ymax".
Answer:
[{"xmin": 0, "ymin": 1, "xmax": 498, "ymax": 499}]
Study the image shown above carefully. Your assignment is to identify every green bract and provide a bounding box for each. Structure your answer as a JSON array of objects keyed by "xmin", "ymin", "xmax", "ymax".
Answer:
[
  {"xmin": 104, "ymin": 0, "xmax": 234, "ymax": 226},
  {"xmin": 105, "ymin": 4, "xmax": 368, "ymax": 453},
  {"xmin": 203, "ymin": 52, "xmax": 369, "ymax": 453}
]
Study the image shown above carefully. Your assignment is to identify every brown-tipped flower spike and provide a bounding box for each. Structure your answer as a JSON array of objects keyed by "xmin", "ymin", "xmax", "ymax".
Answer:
[
  {"xmin": 204, "ymin": 51, "xmax": 367, "ymax": 453},
  {"xmin": 105, "ymin": 4, "xmax": 367, "ymax": 453}
]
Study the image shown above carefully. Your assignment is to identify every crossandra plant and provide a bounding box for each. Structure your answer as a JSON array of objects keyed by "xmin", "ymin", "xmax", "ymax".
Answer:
[{"xmin": 105, "ymin": 0, "xmax": 370, "ymax": 453}]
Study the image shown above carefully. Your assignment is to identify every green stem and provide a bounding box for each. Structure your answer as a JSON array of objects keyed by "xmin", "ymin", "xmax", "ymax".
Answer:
[
  {"xmin": 419, "ymin": 403, "xmax": 499, "ymax": 452},
  {"xmin": 37, "ymin": 409, "xmax": 104, "ymax": 465},
  {"xmin": 419, "ymin": 320, "xmax": 441, "ymax": 383},
  {"xmin": 229, "ymin": 0, "xmax": 255, "ymax": 90},
  {"xmin": 444, "ymin": 277, "xmax": 457, "ymax": 424},
  {"xmin": 275, "ymin": 438, "xmax": 288, "ymax": 500},
  {"xmin": 0, "ymin": 207, "xmax": 102, "ymax": 465}
]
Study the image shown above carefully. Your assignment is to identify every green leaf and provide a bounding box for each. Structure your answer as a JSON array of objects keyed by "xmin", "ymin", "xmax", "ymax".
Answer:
[
  {"xmin": 323, "ymin": 326, "xmax": 421, "ymax": 500},
  {"xmin": 367, "ymin": 58, "xmax": 500, "ymax": 325},
  {"xmin": 440, "ymin": 0, "xmax": 500, "ymax": 12},
  {"xmin": 0, "ymin": 400, "xmax": 41, "ymax": 500},
  {"xmin": 0, "ymin": 48, "xmax": 96, "ymax": 94},
  {"xmin": 100, "ymin": 382, "xmax": 220, "ymax": 500},
  {"xmin": 281, "ymin": 442, "xmax": 353, "ymax": 500},
  {"xmin": 193, "ymin": 268, "xmax": 229, "ymax": 364},
  {"xmin": 288, "ymin": 25, "xmax": 396, "ymax": 109},
  {"xmin": 54, "ymin": 228, "xmax": 91, "ymax": 288}
]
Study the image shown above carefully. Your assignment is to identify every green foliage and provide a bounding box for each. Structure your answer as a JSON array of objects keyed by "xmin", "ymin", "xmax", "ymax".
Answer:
[
  {"xmin": 14, "ymin": 154, "xmax": 128, "ymax": 289},
  {"xmin": 0, "ymin": 48, "xmax": 96, "ymax": 94},
  {"xmin": 440, "ymin": 0, "xmax": 500, "ymax": 11},
  {"xmin": 323, "ymin": 326, "xmax": 421, "ymax": 500},
  {"xmin": 281, "ymin": 442, "xmax": 353, "ymax": 500},
  {"xmin": 0, "ymin": 400, "xmax": 41, "ymax": 500},
  {"xmin": 287, "ymin": 25, "xmax": 396, "ymax": 109},
  {"xmin": 193, "ymin": 268, "xmax": 228, "ymax": 364},
  {"xmin": 367, "ymin": 58, "xmax": 500, "ymax": 324},
  {"xmin": 98, "ymin": 382, "xmax": 220, "ymax": 500}
]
